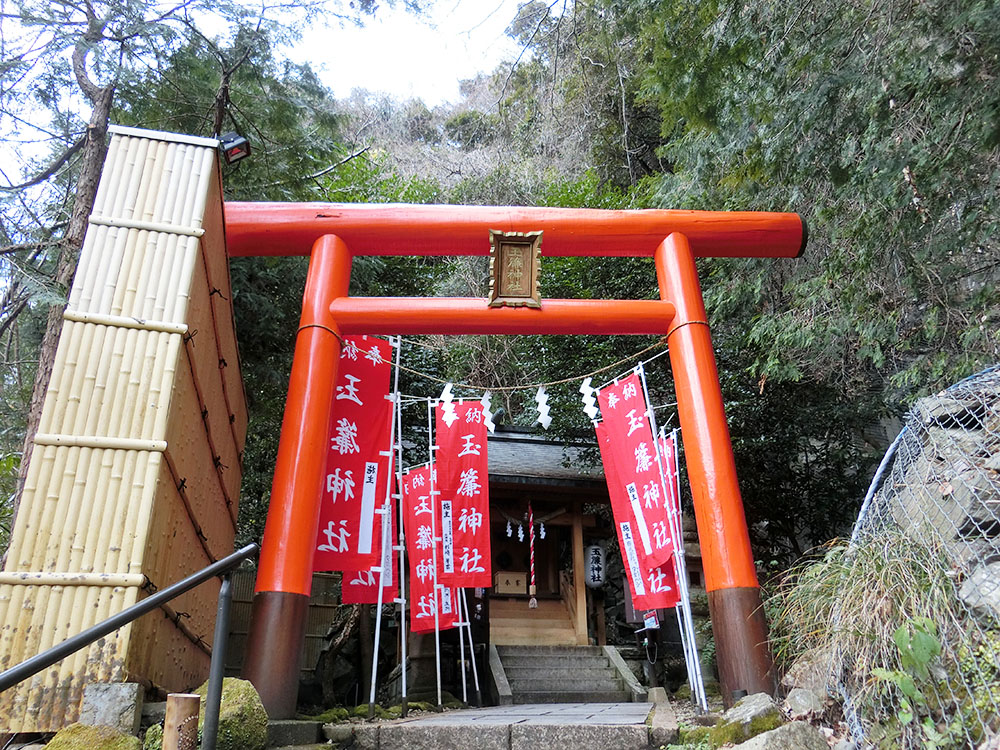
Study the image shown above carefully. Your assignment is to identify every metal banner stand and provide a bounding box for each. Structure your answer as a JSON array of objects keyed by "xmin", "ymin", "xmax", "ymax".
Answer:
[
  {"xmin": 368, "ymin": 338, "xmax": 403, "ymax": 719},
  {"xmin": 637, "ymin": 364, "xmax": 708, "ymax": 712},
  {"xmin": 426, "ymin": 400, "xmax": 443, "ymax": 707},
  {"xmin": 460, "ymin": 589, "xmax": 482, "ymax": 705},
  {"xmin": 667, "ymin": 427, "xmax": 708, "ymax": 712},
  {"xmin": 392, "ymin": 341, "xmax": 409, "ymax": 717}
]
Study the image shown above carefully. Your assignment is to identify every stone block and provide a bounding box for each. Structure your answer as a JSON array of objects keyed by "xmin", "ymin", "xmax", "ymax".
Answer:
[
  {"xmin": 79, "ymin": 682, "xmax": 144, "ymax": 735},
  {"xmin": 510, "ymin": 724, "xmax": 648, "ymax": 750},
  {"xmin": 736, "ymin": 720, "xmax": 829, "ymax": 750},
  {"xmin": 648, "ymin": 702, "xmax": 679, "ymax": 746},
  {"xmin": 381, "ymin": 723, "xmax": 508, "ymax": 750},
  {"xmin": 646, "ymin": 686, "xmax": 669, "ymax": 703},
  {"xmin": 267, "ymin": 719, "xmax": 321, "ymax": 746},
  {"xmin": 352, "ymin": 723, "xmax": 380, "ymax": 750},
  {"xmin": 323, "ymin": 722, "xmax": 354, "ymax": 743},
  {"xmin": 141, "ymin": 701, "xmax": 166, "ymax": 726}
]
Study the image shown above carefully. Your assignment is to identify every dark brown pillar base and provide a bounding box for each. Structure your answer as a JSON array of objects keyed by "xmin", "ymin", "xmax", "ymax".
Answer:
[
  {"xmin": 242, "ymin": 590, "xmax": 309, "ymax": 718},
  {"xmin": 708, "ymin": 586, "xmax": 777, "ymax": 707}
]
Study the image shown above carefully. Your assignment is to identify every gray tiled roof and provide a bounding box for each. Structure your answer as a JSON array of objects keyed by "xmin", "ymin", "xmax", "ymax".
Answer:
[{"xmin": 488, "ymin": 429, "xmax": 604, "ymax": 483}]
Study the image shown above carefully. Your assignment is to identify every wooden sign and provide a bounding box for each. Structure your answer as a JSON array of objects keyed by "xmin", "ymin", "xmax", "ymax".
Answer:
[{"xmin": 488, "ymin": 230, "xmax": 542, "ymax": 308}]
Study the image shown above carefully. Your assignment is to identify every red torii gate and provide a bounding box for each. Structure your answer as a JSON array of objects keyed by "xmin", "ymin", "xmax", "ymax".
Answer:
[{"xmin": 224, "ymin": 203, "xmax": 807, "ymax": 716}]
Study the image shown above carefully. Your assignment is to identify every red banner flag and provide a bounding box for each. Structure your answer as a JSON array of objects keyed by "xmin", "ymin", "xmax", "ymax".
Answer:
[
  {"xmin": 314, "ymin": 336, "xmax": 394, "ymax": 573},
  {"xmin": 402, "ymin": 465, "xmax": 457, "ymax": 633},
  {"xmin": 341, "ymin": 491, "xmax": 398, "ymax": 604},
  {"xmin": 597, "ymin": 373, "xmax": 674, "ymax": 568},
  {"xmin": 435, "ymin": 401, "xmax": 492, "ymax": 588},
  {"xmin": 596, "ymin": 421, "xmax": 679, "ymax": 610}
]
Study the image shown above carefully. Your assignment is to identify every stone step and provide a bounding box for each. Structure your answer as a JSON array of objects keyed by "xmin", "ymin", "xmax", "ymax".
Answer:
[
  {"xmin": 497, "ymin": 645, "xmax": 604, "ymax": 656},
  {"xmin": 378, "ymin": 721, "xmax": 650, "ymax": 750},
  {"xmin": 509, "ymin": 677, "xmax": 623, "ymax": 693},
  {"xmin": 499, "ymin": 654, "xmax": 610, "ymax": 669},
  {"xmin": 504, "ymin": 666, "xmax": 616, "ymax": 682},
  {"xmin": 512, "ymin": 689, "xmax": 631, "ymax": 704}
]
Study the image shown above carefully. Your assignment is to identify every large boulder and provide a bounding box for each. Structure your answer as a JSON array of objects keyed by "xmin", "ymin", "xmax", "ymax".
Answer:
[
  {"xmin": 781, "ymin": 647, "xmax": 831, "ymax": 698},
  {"xmin": 959, "ymin": 561, "xmax": 1000, "ymax": 621},
  {"xmin": 194, "ymin": 677, "xmax": 268, "ymax": 750},
  {"xmin": 707, "ymin": 692, "xmax": 783, "ymax": 746},
  {"xmin": 47, "ymin": 724, "xmax": 140, "ymax": 750}
]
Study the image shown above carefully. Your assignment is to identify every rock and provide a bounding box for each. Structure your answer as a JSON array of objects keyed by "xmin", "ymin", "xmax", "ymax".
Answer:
[
  {"xmin": 833, "ymin": 739, "xmax": 858, "ymax": 750},
  {"xmin": 734, "ymin": 720, "xmax": 828, "ymax": 749},
  {"xmin": 708, "ymin": 693, "xmax": 783, "ymax": 746},
  {"xmin": 193, "ymin": 677, "xmax": 268, "ymax": 750},
  {"xmin": 141, "ymin": 701, "xmax": 167, "ymax": 726},
  {"xmin": 47, "ymin": 723, "xmax": 141, "ymax": 750},
  {"xmin": 781, "ymin": 647, "xmax": 831, "ymax": 697},
  {"xmin": 915, "ymin": 394, "xmax": 982, "ymax": 428},
  {"xmin": 79, "ymin": 683, "xmax": 143, "ymax": 735},
  {"xmin": 783, "ymin": 687, "xmax": 825, "ymax": 720},
  {"xmin": 960, "ymin": 561, "xmax": 1000, "ymax": 620}
]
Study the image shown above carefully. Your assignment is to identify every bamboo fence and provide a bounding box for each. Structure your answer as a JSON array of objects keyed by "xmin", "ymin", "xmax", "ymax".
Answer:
[{"xmin": 0, "ymin": 127, "xmax": 248, "ymax": 732}]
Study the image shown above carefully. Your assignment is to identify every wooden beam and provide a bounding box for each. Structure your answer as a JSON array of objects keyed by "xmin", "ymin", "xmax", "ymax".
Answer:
[{"xmin": 571, "ymin": 509, "xmax": 588, "ymax": 645}]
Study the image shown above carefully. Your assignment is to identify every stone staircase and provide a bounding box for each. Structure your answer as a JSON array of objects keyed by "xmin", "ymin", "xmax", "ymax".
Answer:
[{"xmin": 494, "ymin": 645, "xmax": 643, "ymax": 704}]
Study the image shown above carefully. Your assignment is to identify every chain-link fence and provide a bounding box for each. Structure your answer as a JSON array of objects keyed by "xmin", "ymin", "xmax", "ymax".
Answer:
[{"xmin": 826, "ymin": 365, "xmax": 1000, "ymax": 748}]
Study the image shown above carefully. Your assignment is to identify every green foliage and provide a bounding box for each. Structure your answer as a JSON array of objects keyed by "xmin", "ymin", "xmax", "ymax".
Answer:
[
  {"xmin": 634, "ymin": 0, "xmax": 1000, "ymax": 399},
  {"xmin": 767, "ymin": 532, "xmax": 1000, "ymax": 747}
]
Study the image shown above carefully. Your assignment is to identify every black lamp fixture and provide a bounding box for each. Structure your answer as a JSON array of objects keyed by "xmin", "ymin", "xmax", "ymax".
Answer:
[{"xmin": 219, "ymin": 131, "xmax": 251, "ymax": 165}]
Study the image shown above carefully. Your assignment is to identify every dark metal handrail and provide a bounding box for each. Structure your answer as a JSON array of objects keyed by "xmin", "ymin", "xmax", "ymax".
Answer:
[{"xmin": 0, "ymin": 542, "xmax": 259, "ymax": 750}]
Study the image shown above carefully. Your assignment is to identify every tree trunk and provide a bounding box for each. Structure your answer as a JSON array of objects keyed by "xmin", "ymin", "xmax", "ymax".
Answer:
[{"xmin": 10, "ymin": 86, "xmax": 114, "ymax": 543}]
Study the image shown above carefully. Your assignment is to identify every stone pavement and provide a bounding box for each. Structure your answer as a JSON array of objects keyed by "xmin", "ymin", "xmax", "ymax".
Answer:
[{"xmin": 366, "ymin": 702, "xmax": 669, "ymax": 750}]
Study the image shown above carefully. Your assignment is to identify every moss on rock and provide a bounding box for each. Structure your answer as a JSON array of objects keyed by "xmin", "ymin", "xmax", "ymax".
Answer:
[
  {"xmin": 707, "ymin": 711, "xmax": 782, "ymax": 746},
  {"xmin": 194, "ymin": 677, "xmax": 268, "ymax": 750},
  {"xmin": 47, "ymin": 723, "xmax": 140, "ymax": 750},
  {"xmin": 142, "ymin": 723, "xmax": 163, "ymax": 750},
  {"xmin": 300, "ymin": 706, "xmax": 351, "ymax": 723},
  {"xmin": 677, "ymin": 723, "xmax": 712, "ymax": 746}
]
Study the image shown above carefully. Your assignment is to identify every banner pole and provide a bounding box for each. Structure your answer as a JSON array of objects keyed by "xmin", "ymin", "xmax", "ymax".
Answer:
[
  {"xmin": 665, "ymin": 425, "xmax": 708, "ymax": 712},
  {"xmin": 460, "ymin": 589, "xmax": 482, "ymax": 705},
  {"xmin": 368, "ymin": 337, "xmax": 404, "ymax": 719},
  {"xmin": 640, "ymin": 364, "xmax": 708, "ymax": 712},
  {"xmin": 672, "ymin": 428, "xmax": 709, "ymax": 711},
  {"xmin": 391, "ymin": 338, "xmax": 409, "ymax": 717},
  {"xmin": 427, "ymin": 400, "xmax": 442, "ymax": 707},
  {"xmin": 367, "ymin": 507, "xmax": 389, "ymax": 718},
  {"xmin": 457, "ymin": 586, "xmax": 468, "ymax": 703}
]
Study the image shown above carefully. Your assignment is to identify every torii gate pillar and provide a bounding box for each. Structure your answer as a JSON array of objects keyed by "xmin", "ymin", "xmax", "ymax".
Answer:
[{"xmin": 656, "ymin": 232, "xmax": 775, "ymax": 698}]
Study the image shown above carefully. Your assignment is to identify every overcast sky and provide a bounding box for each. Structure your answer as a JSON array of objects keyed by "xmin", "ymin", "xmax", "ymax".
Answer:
[{"xmin": 289, "ymin": 0, "xmax": 523, "ymax": 105}]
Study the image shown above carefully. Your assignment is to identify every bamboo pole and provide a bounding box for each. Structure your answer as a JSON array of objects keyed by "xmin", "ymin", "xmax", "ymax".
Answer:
[{"xmin": 163, "ymin": 693, "xmax": 200, "ymax": 750}]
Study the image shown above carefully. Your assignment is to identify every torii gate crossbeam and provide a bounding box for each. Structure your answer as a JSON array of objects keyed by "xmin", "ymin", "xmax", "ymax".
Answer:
[{"xmin": 224, "ymin": 203, "xmax": 806, "ymax": 716}]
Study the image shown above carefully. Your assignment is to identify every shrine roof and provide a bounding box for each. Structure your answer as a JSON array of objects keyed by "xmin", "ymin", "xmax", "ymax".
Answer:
[{"xmin": 487, "ymin": 428, "xmax": 604, "ymax": 487}]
